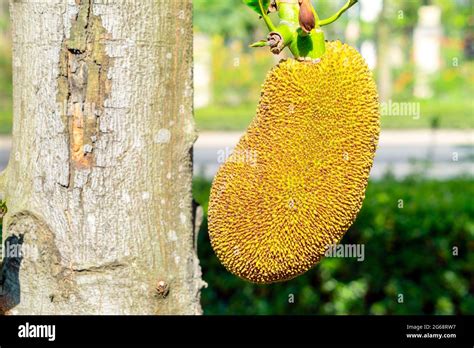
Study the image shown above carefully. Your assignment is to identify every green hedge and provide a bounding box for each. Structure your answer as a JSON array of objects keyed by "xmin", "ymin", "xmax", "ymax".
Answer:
[
  {"xmin": 193, "ymin": 176, "xmax": 474, "ymax": 315},
  {"xmin": 1, "ymin": 177, "xmax": 472, "ymax": 314}
]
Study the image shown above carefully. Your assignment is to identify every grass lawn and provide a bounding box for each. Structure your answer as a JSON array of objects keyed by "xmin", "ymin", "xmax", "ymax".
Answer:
[
  {"xmin": 0, "ymin": 37, "xmax": 12, "ymax": 135},
  {"xmin": 0, "ymin": 99, "xmax": 11, "ymax": 134},
  {"xmin": 194, "ymin": 104, "xmax": 256, "ymax": 132},
  {"xmin": 382, "ymin": 98, "xmax": 474, "ymax": 129},
  {"xmin": 196, "ymin": 97, "xmax": 473, "ymax": 132}
]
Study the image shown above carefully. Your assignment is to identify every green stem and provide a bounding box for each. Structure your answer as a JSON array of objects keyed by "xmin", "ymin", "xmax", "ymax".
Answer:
[
  {"xmin": 277, "ymin": 1, "xmax": 325, "ymax": 59},
  {"xmin": 259, "ymin": 0, "xmax": 276, "ymax": 31},
  {"xmin": 319, "ymin": 0, "xmax": 357, "ymax": 27}
]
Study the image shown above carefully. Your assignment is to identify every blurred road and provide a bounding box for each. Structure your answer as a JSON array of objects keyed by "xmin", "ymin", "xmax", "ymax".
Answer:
[
  {"xmin": 0, "ymin": 136, "xmax": 10, "ymax": 173},
  {"xmin": 0, "ymin": 130, "xmax": 472, "ymax": 180},
  {"xmin": 193, "ymin": 130, "xmax": 473, "ymax": 180}
]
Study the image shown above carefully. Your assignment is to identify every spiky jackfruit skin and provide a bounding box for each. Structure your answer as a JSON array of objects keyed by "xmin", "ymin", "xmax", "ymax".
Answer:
[{"xmin": 208, "ymin": 41, "xmax": 380, "ymax": 284}]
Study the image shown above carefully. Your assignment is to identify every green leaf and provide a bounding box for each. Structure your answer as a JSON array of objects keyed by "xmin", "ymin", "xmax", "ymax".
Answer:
[{"xmin": 243, "ymin": 0, "xmax": 271, "ymax": 16}]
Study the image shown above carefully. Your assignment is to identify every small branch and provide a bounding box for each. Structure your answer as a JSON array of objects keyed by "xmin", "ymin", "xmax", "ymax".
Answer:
[{"xmin": 318, "ymin": 0, "xmax": 358, "ymax": 27}]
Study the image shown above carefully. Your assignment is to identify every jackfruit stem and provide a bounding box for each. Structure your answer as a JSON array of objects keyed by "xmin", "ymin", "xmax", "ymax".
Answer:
[
  {"xmin": 249, "ymin": 0, "xmax": 358, "ymax": 60},
  {"xmin": 273, "ymin": 1, "xmax": 326, "ymax": 59}
]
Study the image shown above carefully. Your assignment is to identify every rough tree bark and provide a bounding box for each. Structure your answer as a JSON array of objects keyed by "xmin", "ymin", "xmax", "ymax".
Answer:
[{"xmin": 0, "ymin": 0, "xmax": 205, "ymax": 314}]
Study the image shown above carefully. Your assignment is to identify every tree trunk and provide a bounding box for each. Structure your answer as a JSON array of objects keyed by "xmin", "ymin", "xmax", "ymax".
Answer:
[{"xmin": 0, "ymin": 0, "xmax": 204, "ymax": 315}]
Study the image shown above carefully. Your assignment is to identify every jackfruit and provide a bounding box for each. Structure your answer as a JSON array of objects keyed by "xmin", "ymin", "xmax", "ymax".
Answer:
[{"xmin": 208, "ymin": 41, "xmax": 380, "ymax": 284}]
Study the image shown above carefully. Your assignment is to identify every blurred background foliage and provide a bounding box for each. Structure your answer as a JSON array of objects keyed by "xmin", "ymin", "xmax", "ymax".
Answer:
[
  {"xmin": 194, "ymin": 0, "xmax": 474, "ymax": 131},
  {"xmin": 0, "ymin": 0, "xmax": 11, "ymax": 134},
  {"xmin": 194, "ymin": 175, "xmax": 474, "ymax": 315},
  {"xmin": 0, "ymin": 0, "xmax": 473, "ymax": 131}
]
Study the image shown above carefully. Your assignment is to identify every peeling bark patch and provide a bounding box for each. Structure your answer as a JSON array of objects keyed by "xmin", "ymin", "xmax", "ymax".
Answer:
[
  {"xmin": 0, "ymin": 212, "xmax": 68, "ymax": 313},
  {"xmin": 57, "ymin": 0, "xmax": 112, "ymax": 174}
]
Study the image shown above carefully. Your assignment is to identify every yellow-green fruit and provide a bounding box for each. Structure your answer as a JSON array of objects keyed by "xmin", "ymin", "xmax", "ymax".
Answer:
[{"xmin": 208, "ymin": 41, "xmax": 380, "ymax": 284}]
